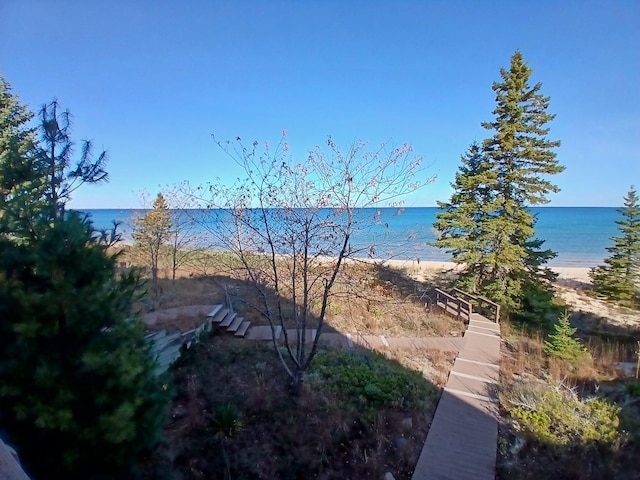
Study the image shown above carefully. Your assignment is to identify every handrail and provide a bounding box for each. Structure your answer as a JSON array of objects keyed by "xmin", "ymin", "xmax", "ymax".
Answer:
[
  {"xmin": 451, "ymin": 288, "xmax": 500, "ymax": 323},
  {"xmin": 475, "ymin": 295, "xmax": 501, "ymax": 323},
  {"xmin": 426, "ymin": 287, "xmax": 500, "ymax": 323},
  {"xmin": 452, "ymin": 288, "xmax": 478, "ymax": 304},
  {"xmin": 434, "ymin": 288, "xmax": 472, "ymax": 322}
]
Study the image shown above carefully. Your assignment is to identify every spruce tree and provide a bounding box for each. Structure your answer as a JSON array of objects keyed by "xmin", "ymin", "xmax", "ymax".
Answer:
[
  {"xmin": 544, "ymin": 311, "xmax": 589, "ymax": 362},
  {"xmin": 434, "ymin": 51, "xmax": 564, "ymax": 315},
  {"xmin": 433, "ymin": 143, "xmax": 495, "ymax": 291},
  {"xmin": 0, "ymin": 213, "xmax": 168, "ymax": 478},
  {"xmin": 0, "ymin": 80, "xmax": 168, "ymax": 478},
  {"xmin": 133, "ymin": 192, "xmax": 173, "ymax": 303},
  {"xmin": 0, "ymin": 77, "xmax": 47, "ymax": 241},
  {"xmin": 590, "ymin": 186, "xmax": 640, "ymax": 305}
]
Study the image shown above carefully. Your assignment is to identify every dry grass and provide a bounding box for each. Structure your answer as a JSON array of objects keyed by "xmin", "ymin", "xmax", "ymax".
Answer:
[
  {"xmin": 498, "ymin": 306, "xmax": 640, "ymax": 480},
  {"xmin": 501, "ymin": 326, "xmax": 546, "ymax": 381},
  {"xmin": 122, "ymin": 246, "xmax": 464, "ymax": 479},
  {"xmin": 121, "ymin": 246, "xmax": 464, "ymax": 338},
  {"xmin": 384, "ymin": 348, "xmax": 456, "ymax": 388},
  {"xmin": 141, "ymin": 335, "xmax": 442, "ymax": 480}
]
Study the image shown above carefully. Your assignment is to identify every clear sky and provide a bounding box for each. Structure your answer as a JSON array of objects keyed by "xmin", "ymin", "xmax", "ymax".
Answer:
[{"xmin": 1, "ymin": 0, "xmax": 638, "ymax": 208}]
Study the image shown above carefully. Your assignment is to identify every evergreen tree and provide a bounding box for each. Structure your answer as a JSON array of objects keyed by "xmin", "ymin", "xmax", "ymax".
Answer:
[
  {"xmin": 0, "ymin": 213, "xmax": 168, "ymax": 478},
  {"xmin": 133, "ymin": 192, "xmax": 173, "ymax": 302},
  {"xmin": 433, "ymin": 143, "xmax": 495, "ymax": 291},
  {"xmin": 433, "ymin": 51, "xmax": 564, "ymax": 315},
  {"xmin": 590, "ymin": 186, "xmax": 640, "ymax": 305},
  {"xmin": 37, "ymin": 100, "xmax": 108, "ymax": 220},
  {"xmin": 0, "ymin": 77, "xmax": 47, "ymax": 241},
  {"xmin": 0, "ymin": 79, "xmax": 169, "ymax": 478},
  {"xmin": 544, "ymin": 311, "xmax": 589, "ymax": 362}
]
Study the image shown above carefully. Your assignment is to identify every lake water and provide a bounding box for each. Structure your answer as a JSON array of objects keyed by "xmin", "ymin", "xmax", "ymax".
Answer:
[{"xmin": 81, "ymin": 207, "xmax": 620, "ymax": 268}]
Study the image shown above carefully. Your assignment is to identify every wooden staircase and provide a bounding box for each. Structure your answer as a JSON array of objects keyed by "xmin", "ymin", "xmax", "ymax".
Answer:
[
  {"xmin": 207, "ymin": 304, "xmax": 251, "ymax": 337},
  {"xmin": 147, "ymin": 303, "xmax": 252, "ymax": 374},
  {"xmin": 413, "ymin": 288, "xmax": 501, "ymax": 480},
  {"xmin": 425, "ymin": 288, "xmax": 500, "ymax": 323}
]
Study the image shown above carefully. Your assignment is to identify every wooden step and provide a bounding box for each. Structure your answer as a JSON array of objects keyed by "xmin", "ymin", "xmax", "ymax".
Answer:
[
  {"xmin": 151, "ymin": 331, "xmax": 182, "ymax": 350},
  {"xmin": 234, "ymin": 321, "xmax": 251, "ymax": 337},
  {"xmin": 227, "ymin": 316, "xmax": 244, "ymax": 333},
  {"xmin": 210, "ymin": 308, "xmax": 229, "ymax": 324},
  {"xmin": 206, "ymin": 304, "xmax": 224, "ymax": 319},
  {"xmin": 219, "ymin": 312, "xmax": 237, "ymax": 328}
]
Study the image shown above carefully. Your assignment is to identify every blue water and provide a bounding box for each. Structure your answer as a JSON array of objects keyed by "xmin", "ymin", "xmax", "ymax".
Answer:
[{"xmin": 80, "ymin": 207, "xmax": 620, "ymax": 268}]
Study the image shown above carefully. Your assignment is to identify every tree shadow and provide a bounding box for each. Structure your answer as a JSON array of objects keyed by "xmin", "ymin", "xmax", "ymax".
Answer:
[{"xmin": 140, "ymin": 270, "xmax": 498, "ymax": 480}]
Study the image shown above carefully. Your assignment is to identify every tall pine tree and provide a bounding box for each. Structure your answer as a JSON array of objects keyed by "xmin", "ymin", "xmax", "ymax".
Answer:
[
  {"xmin": 590, "ymin": 186, "xmax": 640, "ymax": 305},
  {"xmin": 37, "ymin": 100, "xmax": 109, "ymax": 220},
  {"xmin": 434, "ymin": 52, "xmax": 564, "ymax": 316},
  {"xmin": 433, "ymin": 143, "xmax": 495, "ymax": 291}
]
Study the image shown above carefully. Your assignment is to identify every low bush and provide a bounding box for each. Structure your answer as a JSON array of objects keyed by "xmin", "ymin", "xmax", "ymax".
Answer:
[
  {"xmin": 309, "ymin": 349, "xmax": 435, "ymax": 421},
  {"xmin": 625, "ymin": 381, "xmax": 640, "ymax": 398},
  {"xmin": 500, "ymin": 380, "xmax": 620, "ymax": 447}
]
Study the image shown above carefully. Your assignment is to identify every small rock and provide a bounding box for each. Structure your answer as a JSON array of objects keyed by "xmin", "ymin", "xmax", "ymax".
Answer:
[
  {"xmin": 449, "ymin": 330, "xmax": 459, "ymax": 336},
  {"xmin": 614, "ymin": 362, "xmax": 636, "ymax": 378},
  {"xmin": 400, "ymin": 416, "xmax": 413, "ymax": 431},
  {"xmin": 393, "ymin": 436, "xmax": 409, "ymax": 450},
  {"xmin": 509, "ymin": 436, "xmax": 526, "ymax": 455},
  {"xmin": 384, "ymin": 473, "xmax": 396, "ymax": 480},
  {"xmin": 172, "ymin": 404, "xmax": 188, "ymax": 419}
]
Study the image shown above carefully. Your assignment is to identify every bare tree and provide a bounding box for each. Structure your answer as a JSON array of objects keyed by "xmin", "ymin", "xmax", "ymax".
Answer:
[
  {"xmin": 161, "ymin": 181, "xmax": 206, "ymax": 284},
  {"xmin": 196, "ymin": 133, "xmax": 429, "ymax": 394}
]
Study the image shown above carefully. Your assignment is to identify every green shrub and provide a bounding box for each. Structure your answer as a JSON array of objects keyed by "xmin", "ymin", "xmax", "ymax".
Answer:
[
  {"xmin": 211, "ymin": 402, "xmax": 243, "ymax": 439},
  {"xmin": 624, "ymin": 381, "xmax": 640, "ymax": 398},
  {"xmin": 544, "ymin": 312, "xmax": 590, "ymax": 362},
  {"xmin": 309, "ymin": 350, "xmax": 434, "ymax": 421},
  {"xmin": 514, "ymin": 282, "xmax": 561, "ymax": 329},
  {"xmin": 501, "ymin": 381, "xmax": 620, "ymax": 447}
]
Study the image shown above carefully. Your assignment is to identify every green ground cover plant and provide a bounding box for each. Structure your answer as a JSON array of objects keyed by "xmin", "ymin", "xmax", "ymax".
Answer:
[
  {"xmin": 142, "ymin": 335, "xmax": 441, "ymax": 480},
  {"xmin": 309, "ymin": 349, "xmax": 436, "ymax": 422}
]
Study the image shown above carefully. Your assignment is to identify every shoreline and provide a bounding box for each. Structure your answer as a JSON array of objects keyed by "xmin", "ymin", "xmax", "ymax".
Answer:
[
  {"xmin": 379, "ymin": 259, "xmax": 593, "ymax": 284},
  {"xmin": 120, "ymin": 240, "xmax": 595, "ymax": 284}
]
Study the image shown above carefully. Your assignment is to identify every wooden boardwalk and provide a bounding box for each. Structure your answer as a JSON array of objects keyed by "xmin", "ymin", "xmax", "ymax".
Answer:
[{"xmin": 413, "ymin": 312, "xmax": 501, "ymax": 480}]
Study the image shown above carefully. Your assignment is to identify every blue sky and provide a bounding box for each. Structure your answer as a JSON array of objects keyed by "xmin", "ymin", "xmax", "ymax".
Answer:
[{"xmin": 1, "ymin": 0, "xmax": 638, "ymax": 208}]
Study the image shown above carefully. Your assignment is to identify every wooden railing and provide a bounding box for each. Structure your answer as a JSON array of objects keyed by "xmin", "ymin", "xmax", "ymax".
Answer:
[
  {"xmin": 434, "ymin": 288, "xmax": 472, "ymax": 322},
  {"xmin": 146, "ymin": 314, "xmax": 215, "ymax": 375},
  {"xmin": 452, "ymin": 288, "xmax": 500, "ymax": 323}
]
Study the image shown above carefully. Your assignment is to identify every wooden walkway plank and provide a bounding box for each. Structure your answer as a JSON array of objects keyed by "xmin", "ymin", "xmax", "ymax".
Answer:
[
  {"xmin": 412, "ymin": 390, "xmax": 498, "ymax": 480},
  {"xmin": 451, "ymin": 358, "xmax": 500, "ymax": 383},
  {"xmin": 413, "ymin": 300, "xmax": 501, "ymax": 480},
  {"xmin": 446, "ymin": 373, "xmax": 499, "ymax": 398}
]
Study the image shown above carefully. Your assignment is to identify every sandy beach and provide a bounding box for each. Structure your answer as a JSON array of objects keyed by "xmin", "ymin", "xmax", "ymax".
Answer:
[{"xmin": 381, "ymin": 259, "xmax": 593, "ymax": 284}]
